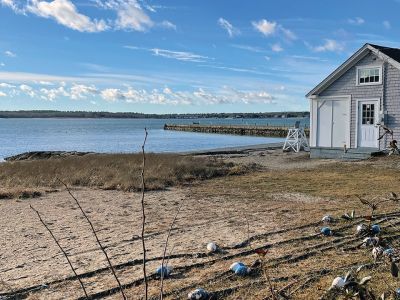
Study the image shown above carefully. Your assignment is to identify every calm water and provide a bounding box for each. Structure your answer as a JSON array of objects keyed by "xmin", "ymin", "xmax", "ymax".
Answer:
[{"xmin": 0, "ymin": 117, "xmax": 309, "ymax": 160}]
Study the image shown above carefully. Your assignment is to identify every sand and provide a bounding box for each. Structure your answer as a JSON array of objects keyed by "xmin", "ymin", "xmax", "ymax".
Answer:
[{"xmin": 1, "ymin": 149, "xmax": 397, "ymax": 299}]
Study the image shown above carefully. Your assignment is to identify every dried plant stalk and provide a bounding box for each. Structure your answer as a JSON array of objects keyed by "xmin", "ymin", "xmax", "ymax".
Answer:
[
  {"xmin": 30, "ymin": 205, "xmax": 89, "ymax": 299},
  {"xmin": 160, "ymin": 202, "xmax": 184, "ymax": 300},
  {"xmin": 58, "ymin": 179, "xmax": 126, "ymax": 300},
  {"xmin": 140, "ymin": 128, "xmax": 149, "ymax": 300}
]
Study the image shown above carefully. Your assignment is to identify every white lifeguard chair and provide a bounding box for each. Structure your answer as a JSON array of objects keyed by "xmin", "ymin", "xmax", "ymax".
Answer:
[{"xmin": 283, "ymin": 121, "xmax": 309, "ymax": 153}]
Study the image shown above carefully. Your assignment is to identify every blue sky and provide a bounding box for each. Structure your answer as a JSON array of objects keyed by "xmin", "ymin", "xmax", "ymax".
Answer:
[{"xmin": 0, "ymin": 0, "xmax": 399, "ymax": 113}]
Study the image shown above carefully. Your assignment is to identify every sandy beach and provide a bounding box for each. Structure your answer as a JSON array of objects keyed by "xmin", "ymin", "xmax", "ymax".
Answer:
[{"xmin": 1, "ymin": 148, "xmax": 400, "ymax": 299}]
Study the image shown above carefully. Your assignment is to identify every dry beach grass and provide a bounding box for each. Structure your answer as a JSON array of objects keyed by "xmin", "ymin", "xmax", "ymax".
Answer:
[
  {"xmin": 1, "ymin": 150, "xmax": 400, "ymax": 299},
  {"xmin": 0, "ymin": 153, "xmax": 250, "ymax": 199}
]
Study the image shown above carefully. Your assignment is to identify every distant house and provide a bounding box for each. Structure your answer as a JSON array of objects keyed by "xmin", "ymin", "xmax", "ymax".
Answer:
[{"xmin": 306, "ymin": 43, "xmax": 400, "ymax": 159}]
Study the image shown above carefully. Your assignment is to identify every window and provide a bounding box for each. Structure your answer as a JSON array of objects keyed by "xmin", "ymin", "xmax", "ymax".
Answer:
[
  {"xmin": 357, "ymin": 66, "xmax": 382, "ymax": 85},
  {"xmin": 362, "ymin": 103, "xmax": 375, "ymax": 125}
]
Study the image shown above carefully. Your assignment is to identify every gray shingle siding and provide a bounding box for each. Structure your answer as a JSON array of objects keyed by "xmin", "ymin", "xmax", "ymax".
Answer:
[
  {"xmin": 382, "ymin": 62, "xmax": 400, "ymax": 149},
  {"xmin": 318, "ymin": 51, "xmax": 400, "ymax": 149}
]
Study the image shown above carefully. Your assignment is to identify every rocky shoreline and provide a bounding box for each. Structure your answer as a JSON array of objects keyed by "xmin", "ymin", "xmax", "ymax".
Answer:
[{"xmin": 4, "ymin": 151, "xmax": 94, "ymax": 161}]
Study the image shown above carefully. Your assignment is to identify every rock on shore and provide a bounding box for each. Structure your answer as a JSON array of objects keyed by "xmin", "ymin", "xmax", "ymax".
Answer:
[{"xmin": 5, "ymin": 151, "xmax": 93, "ymax": 161}]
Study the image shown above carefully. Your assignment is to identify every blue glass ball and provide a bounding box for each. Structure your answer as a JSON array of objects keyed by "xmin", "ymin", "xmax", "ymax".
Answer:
[
  {"xmin": 371, "ymin": 224, "xmax": 380, "ymax": 234},
  {"xmin": 234, "ymin": 265, "xmax": 249, "ymax": 276},
  {"xmin": 321, "ymin": 227, "xmax": 332, "ymax": 236},
  {"xmin": 230, "ymin": 262, "xmax": 245, "ymax": 272},
  {"xmin": 156, "ymin": 265, "xmax": 172, "ymax": 277}
]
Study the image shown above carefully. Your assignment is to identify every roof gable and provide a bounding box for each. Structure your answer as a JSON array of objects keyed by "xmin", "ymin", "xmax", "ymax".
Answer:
[{"xmin": 306, "ymin": 43, "xmax": 400, "ymax": 98}]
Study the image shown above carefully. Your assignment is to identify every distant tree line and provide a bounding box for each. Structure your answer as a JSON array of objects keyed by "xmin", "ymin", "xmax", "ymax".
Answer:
[{"xmin": 0, "ymin": 110, "xmax": 310, "ymax": 119}]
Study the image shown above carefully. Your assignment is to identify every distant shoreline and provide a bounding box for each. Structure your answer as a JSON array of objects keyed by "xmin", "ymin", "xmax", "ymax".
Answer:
[{"xmin": 0, "ymin": 110, "xmax": 309, "ymax": 119}]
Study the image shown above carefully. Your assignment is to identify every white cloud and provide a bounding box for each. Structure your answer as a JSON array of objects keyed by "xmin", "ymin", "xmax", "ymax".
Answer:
[
  {"xmin": 40, "ymin": 86, "xmax": 69, "ymax": 101},
  {"xmin": 151, "ymin": 48, "xmax": 209, "ymax": 62},
  {"xmin": 0, "ymin": 91, "xmax": 7, "ymax": 97},
  {"xmin": 0, "ymin": 62, "xmax": 4, "ymax": 67},
  {"xmin": 348, "ymin": 17, "xmax": 365, "ymax": 25},
  {"xmin": 5, "ymin": 50, "xmax": 16, "ymax": 57},
  {"xmin": 252, "ymin": 19, "xmax": 296, "ymax": 41},
  {"xmin": 19, "ymin": 84, "xmax": 36, "ymax": 97},
  {"xmin": 0, "ymin": 78, "xmax": 279, "ymax": 106},
  {"xmin": 193, "ymin": 86, "xmax": 275, "ymax": 105},
  {"xmin": 313, "ymin": 39, "xmax": 344, "ymax": 52},
  {"xmin": 100, "ymin": 88, "xmax": 124, "ymax": 102},
  {"xmin": 3, "ymin": 0, "xmax": 164, "ymax": 33},
  {"xmin": 231, "ymin": 44, "xmax": 264, "ymax": 53},
  {"xmin": 271, "ymin": 43, "xmax": 283, "ymax": 52},
  {"xmin": 70, "ymin": 84, "xmax": 98, "ymax": 99},
  {"xmin": 0, "ymin": 0, "xmax": 25, "ymax": 13},
  {"xmin": 27, "ymin": 0, "xmax": 109, "ymax": 32},
  {"xmin": 0, "ymin": 82, "xmax": 15, "ymax": 88},
  {"xmin": 383, "ymin": 20, "xmax": 391, "ymax": 29},
  {"xmin": 265, "ymin": 56, "xmax": 271, "ymax": 61},
  {"xmin": 159, "ymin": 20, "xmax": 176, "ymax": 30},
  {"xmin": 218, "ymin": 17, "xmax": 240, "ymax": 37},
  {"xmin": 279, "ymin": 25, "xmax": 297, "ymax": 41},
  {"xmin": 38, "ymin": 80, "xmax": 54, "ymax": 85},
  {"xmin": 107, "ymin": 0, "xmax": 154, "ymax": 31},
  {"xmin": 252, "ymin": 19, "xmax": 276, "ymax": 36}
]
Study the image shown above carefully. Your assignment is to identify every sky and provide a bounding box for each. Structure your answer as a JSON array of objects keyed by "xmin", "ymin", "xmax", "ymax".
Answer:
[{"xmin": 0, "ymin": 0, "xmax": 400, "ymax": 113}]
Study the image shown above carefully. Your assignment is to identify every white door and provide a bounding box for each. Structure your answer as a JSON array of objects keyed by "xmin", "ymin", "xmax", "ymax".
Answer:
[
  {"xmin": 317, "ymin": 99, "xmax": 349, "ymax": 147},
  {"xmin": 358, "ymin": 101, "xmax": 379, "ymax": 148},
  {"xmin": 331, "ymin": 100, "xmax": 348, "ymax": 147},
  {"xmin": 317, "ymin": 100, "xmax": 332, "ymax": 147}
]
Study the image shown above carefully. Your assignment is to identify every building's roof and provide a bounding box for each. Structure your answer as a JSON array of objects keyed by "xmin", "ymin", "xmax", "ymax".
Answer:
[
  {"xmin": 306, "ymin": 43, "xmax": 400, "ymax": 98},
  {"xmin": 369, "ymin": 44, "xmax": 400, "ymax": 64}
]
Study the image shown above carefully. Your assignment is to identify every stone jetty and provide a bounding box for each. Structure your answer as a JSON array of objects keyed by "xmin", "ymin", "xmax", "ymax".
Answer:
[{"xmin": 164, "ymin": 124, "xmax": 309, "ymax": 138}]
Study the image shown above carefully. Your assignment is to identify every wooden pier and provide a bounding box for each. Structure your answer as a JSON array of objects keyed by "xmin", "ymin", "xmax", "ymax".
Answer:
[{"xmin": 164, "ymin": 124, "xmax": 309, "ymax": 138}]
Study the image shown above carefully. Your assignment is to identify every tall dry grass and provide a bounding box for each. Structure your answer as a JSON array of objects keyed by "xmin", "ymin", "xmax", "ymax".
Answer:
[{"xmin": 0, "ymin": 153, "xmax": 249, "ymax": 199}]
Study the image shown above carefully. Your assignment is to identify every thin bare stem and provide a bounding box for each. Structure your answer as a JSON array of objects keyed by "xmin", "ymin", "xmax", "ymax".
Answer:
[
  {"xmin": 160, "ymin": 202, "xmax": 183, "ymax": 300},
  {"xmin": 30, "ymin": 205, "xmax": 89, "ymax": 299},
  {"xmin": 140, "ymin": 128, "xmax": 149, "ymax": 300},
  {"xmin": 58, "ymin": 179, "xmax": 126, "ymax": 300}
]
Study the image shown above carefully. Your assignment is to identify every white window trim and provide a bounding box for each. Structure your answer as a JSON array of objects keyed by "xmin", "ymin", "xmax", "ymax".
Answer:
[{"xmin": 356, "ymin": 65, "xmax": 382, "ymax": 86}]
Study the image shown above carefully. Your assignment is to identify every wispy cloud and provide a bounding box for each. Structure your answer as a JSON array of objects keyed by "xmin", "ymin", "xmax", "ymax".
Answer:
[
  {"xmin": 199, "ymin": 64, "xmax": 274, "ymax": 76},
  {"xmin": 290, "ymin": 55, "xmax": 327, "ymax": 62},
  {"xmin": 159, "ymin": 20, "xmax": 177, "ymax": 30},
  {"xmin": 271, "ymin": 43, "xmax": 283, "ymax": 52},
  {"xmin": 348, "ymin": 17, "xmax": 365, "ymax": 25},
  {"xmin": 4, "ymin": 50, "xmax": 16, "ymax": 57},
  {"xmin": 252, "ymin": 19, "xmax": 296, "ymax": 41},
  {"xmin": 218, "ymin": 17, "xmax": 240, "ymax": 37},
  {"xmin": 149, "ymin": 48, "xmax": 209, "ymax": 62},
  {"xmin": 383, "ymin": 20, "xmax": 391, "ymax": 29},
  {"xmin": 279, "ymin": 25, "xmax": 297, "ymax": 41},
  {"xmin": 124, "ymin": 45, "xmax": 211, "ymax": 62},
  {"xmin": 230, "ymin": 44, "xmax": 265, "ymax": 53},
  {"xmin": 312, "ymin": 39, "xmax": 344, "ymax": 52}
]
